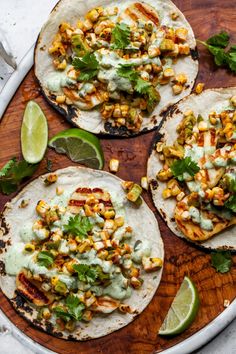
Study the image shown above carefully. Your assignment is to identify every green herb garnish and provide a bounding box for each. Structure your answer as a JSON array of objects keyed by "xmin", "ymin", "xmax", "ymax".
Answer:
[
  {"xmin": 117, "ymin": 65, "xmax": 160, "ymax": 112},
  {"xmin": 53, "ymin": 294, "xmax": 85, "ymax": 322},
  {"xmin": 37, "ymin": 251, "xmax": 54, "ymax": 268},
  {"xmin": 0, "ymin": 158, "xmax": 38, "ymax": 195},
  {"xmin": 111, "ymin": 23, "xmax": 131, "ymax": 49},
  {"xmin": 211, "ymin": 251, "xmax": 232, "ymax": 273},
  {"xmin": 198, "ymin": 31, "xmax": 236, "ymax": 73},
  {"xmin": 64, "ymin": 214, "xmax": 92, "ymax": 238},
  {"xmin": 73, "ymin": 264, "xmax": 98, "ymax": 284},
  {"xmin": 170, "ymin": 157, "xmax": 200, "ymax": 182},
  {"xmin": 225, "ymin": 195, "xmax": 236, "ymax": 213},
  {"xmin": 72, "ymin": 52, "xmax": 99, "ymax": 81}
]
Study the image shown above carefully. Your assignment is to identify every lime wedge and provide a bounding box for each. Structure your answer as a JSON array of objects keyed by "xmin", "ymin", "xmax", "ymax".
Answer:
[
  {"xmin": 48, "ymin": 128, "xmax": 104, "ymax": 170},
  {"xmin": 21, "ymin": 101, "xmax": 48, "ymax": 163},
  {"xmin": 159, "ymin": 276, "xmax": 200, "ymax": 336}
]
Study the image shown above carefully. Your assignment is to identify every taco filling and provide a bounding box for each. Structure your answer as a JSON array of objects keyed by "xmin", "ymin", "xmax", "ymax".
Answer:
[
  {"xmin": 36, "ymin": 0, "xmax": 197, "ymax": 135},
  {"xmin": 4, "ymin": 181, "xmax": 162, "ymax": 333},
  {"xmin": 154, "ymin": 95, "xmax": 236, "ymax": 242}
]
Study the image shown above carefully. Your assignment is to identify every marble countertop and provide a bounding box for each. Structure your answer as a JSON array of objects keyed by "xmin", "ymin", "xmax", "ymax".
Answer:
[{"xmin": 0, "ymin": 1, "xmax": 235, "ymax": 353}]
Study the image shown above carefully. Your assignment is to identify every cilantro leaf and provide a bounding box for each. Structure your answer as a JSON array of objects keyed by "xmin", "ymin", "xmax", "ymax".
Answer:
[
  {"xmin": 66, "ymin": 294, "xmax": 85, "ymax": 320},
  {"xmin": 0, "ymin": 158, "xmax": 38, "ymax": 195},
  {"xmin": 37, "ymin": 251, "xmax": 54, "ymax": 268},
  {"xmin": 117, "ymin": 64, "xmax": 160, "ymax": 112},
  {"xmin": 117, "ymin": 65, "xmax": 139, "ymax": 82},
  {"xmin": 73, "ymin": 264, "xmax": 98, "ymax": 284},
  {"xmin": 64, "ymin": 214, "xmax": 92, "ymax": 238},
  {"xmin": 53, "ymin": 295, "xmax": 85, "ymax": 322},
  {"xmin": 198, "ymin": 31, "xmax": 236, "ymax": 73},
  {"xmin": 111, "ymin": 23, "xmax": 131, "ymax": 49},
  {"xmin": 72, "ymin": 52, "xmax": 99, "ymax": 81},
  {"xmin": 211, "ymin": 251, "xmax": 232, "ymax": 273},
  {"xmin": 53, "ymin": 306, "xmax": 72, "ymax": 322},
  {"xmin": 206, "ymin": 31, "xmax": 230, "ymax": 48},
  {"xmin": 225, "ymin": 195, "xmax": 236, "ymax": 213},
  {"xmin": 170, "ymin": 157, "xmax": 200, "ymax": 182}
]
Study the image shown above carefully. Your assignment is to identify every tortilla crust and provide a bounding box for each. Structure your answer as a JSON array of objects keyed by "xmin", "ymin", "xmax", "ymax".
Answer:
[
  {"xmin": 0, "ymin": 166, "xmax": 164, "ymax": 340},
  {"xmin": 147, "ymin": 87, "xmax": 236, "ymax": 251},
  {"xmin": 34, "ymin": 0, "xmax": 198, "ymax": 137}
]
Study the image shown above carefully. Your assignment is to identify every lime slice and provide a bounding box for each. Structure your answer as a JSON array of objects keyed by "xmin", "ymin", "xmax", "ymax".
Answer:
[
  {"xmin": 48, "ymin": 128, "xmax": 104, "ymax": 170},
  {"xmin": 21, "ymin": 101, "xmax": 48, "ymax": 163},
  {"xmin": 159, "ymin": 276, "xmax": 200, "ymax": 336}
]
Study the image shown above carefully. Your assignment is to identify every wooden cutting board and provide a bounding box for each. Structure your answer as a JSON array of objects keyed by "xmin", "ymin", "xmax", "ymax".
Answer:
[{"xmin": 0, "ymin": 1, "xmax": 236, "ymax": 353}]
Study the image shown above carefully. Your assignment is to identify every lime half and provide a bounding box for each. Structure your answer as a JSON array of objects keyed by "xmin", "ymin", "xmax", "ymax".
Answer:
[
  {"xmin": 21, "ymin": 101, "xmax": 48, "ymax": 163},
  {"xmin": 159, "ymin": 276, "xmax": 200, "ymax": 336},
  {"xmin": 48, "ymin": 128, "xmax": 104, "ymax": 170}
]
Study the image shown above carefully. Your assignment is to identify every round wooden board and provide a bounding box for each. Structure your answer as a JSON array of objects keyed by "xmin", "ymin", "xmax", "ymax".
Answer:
[{"xmin": 1, "ymin": 0, "xmax": 236, "ymax": 353}]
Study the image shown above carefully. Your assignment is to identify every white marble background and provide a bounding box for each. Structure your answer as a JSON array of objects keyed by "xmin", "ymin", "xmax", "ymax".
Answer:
[{"xmin": 0, "ymin": 1, "xmax": 236, "ymax": 353}]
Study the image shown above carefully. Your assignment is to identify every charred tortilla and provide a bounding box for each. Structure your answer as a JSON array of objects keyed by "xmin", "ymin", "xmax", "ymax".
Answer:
[
  {"xmin": 0, "ymin": 166, "xmax": 164, "ymax": 340},
  {"xmin": 35, "ymin": 0, "xmax": 198, "ymax": 136},
  {"xmin": 147, "ymin": 87, "xmax": 236, "ymax": 250}
]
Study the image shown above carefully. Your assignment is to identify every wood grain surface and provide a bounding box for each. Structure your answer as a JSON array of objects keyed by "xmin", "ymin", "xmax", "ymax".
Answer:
[{"xmin": 1, "ymin": 1, "xmax": 236, "ymax": 353}]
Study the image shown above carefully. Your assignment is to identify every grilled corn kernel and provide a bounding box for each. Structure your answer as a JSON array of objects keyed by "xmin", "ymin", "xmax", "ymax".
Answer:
[
  {"xmin": 44, "ymin": 174, "xmax": 58, "ymax": 185},
  {"xmin": 195, "ymin": 82, "xmax": 205, "ymax": 94},
  {"xmin": 84, "ymin": 204, "xmax": 94, "ymax": 217},
  {"xmin": 126, "ymin": 184, "xmax": 142, "ymax": 202},
  {"xmin": 157, "ymin": 168, "xmax": 173, "ymax": 181},
  {"xmin": 51, "ymin": 276, "xmax": 58, "ymax": 286},
  {"xmin": 152, "ymin": 63, "xmax": 162, "ymax": 74},
  {"xmin": 160, "ymin": 39, "xmax": 175, "ymax": 52},
  {"xmin": 162, "ymin": 188, "xmax": 172, "ymax": 199},
  {"xmin": 82, "ymin": 310, "xmax": 93, "ymax": 322},
  {"xmin": 230, "ymin": 95, "xmax": 236, "ymax": 107},
  {"xmin": 171, "ymin": 185, "xmax": 181, "ymax": 196},
  {"xmin": 130, "ymin": 277, "xmax": 142, "ymax": 288},
  {"xmin": 198, "ymin": 120, "xmax": 208, "ymax": 131},
  {"xmin": 104, "ymin": 209, "xmax": 115, "ymax": 219},
  {"xmin": 109, "ymin": 159, "xmax": 119, "ymax": 173},
  {"xmin": 176, "ymin": 191, "xmax": 185, "ymax": 201},
  {"xmin": 156, "ymin": 142, "xmax": 164, "ymax": 152},
  {"xmin": 57, "ymin": 59, "xmax": 67, "ymax": 70},
  {"xmin": 86, "ymin": 8, "xmax": 100, "ymax": 22},
  {"xmin": 171, "ymin": 12, "xmax": 179, "ymax": 20},
  {"xmin": 175, "ymin": 28, "xmax": 188, "ymax": 42},
  {"xmin": 19, "ymin": 199, "xmax": 29, "ymax": 208},
  {"xmin": 122, "ymin": 181, "xmax": 134, "ymax": 190},
  {"xmin": 56, "ymin": 95, "xmax": 66, "ymax": 104},
  {"xmin": 174, "ymin": 73, "xmax": 187, "ymax": 85},
  {"xmin": 178, "ymin": 44, "xmax": 190, "ymax": 55},
  {"xmin": 148, "ymin": 46, "xmax": 161, "ymax": 58},
  {"xmin": 42, "ymin": 308, "xmax": 51, "ymax": 320},
  {"xmin": 181, "ymin": 210, "xmax": 190, "ymax": 220},
  {"xmin": 163, "ymin": 68, "xmax": 175, "ymax": 78},
  {"xmin": 172, "ymin": 84, "xmax": 183, "ymax": 95},
  {"xmin": 141, "ymin": 176, "xmax": 148, "ymax": 190},
  {"xmin": 83, "ymin": 19, "xmax": 93, "ymax": 31},
  {"xmin": 56, "ymin": 186, "xmax": 64, "ymax": 195},
  {"xmin": 36, "ymin": 200, "xmax": 50, "ymax": 217},
  {"xmin": 24, "ymin": 243, "xmax": 35, "ymax": 253},
  {"xmin": 114, "ymin": 216, "xmax": 124, "ymax": 228},
  {"xmin": 41, "ymin": 282, "xmax": 51, "ymax": 292},
  {"xmin": 97, "ymin": 249, "xmax": 109, "ymax": 259},
  {"xmin": 142, "ymin": 256, "xmax": 163, "ymax": 271}
]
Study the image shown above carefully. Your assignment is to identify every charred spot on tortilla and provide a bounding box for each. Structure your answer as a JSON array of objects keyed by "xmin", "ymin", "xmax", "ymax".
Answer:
[
  {"xmin": 0, "ymin": 261, "xmax": 6, "ymax": 275},
  {"xmin": 190, "ymin": 47, "xmax": 199, "ymax": 60},
  {"xmin": 150, "ymin": 179, "xmax": 158, "ymax": 190}
]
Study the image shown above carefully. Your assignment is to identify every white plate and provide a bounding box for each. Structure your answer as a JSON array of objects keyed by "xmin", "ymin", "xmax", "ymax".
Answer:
[{"xmin": 0, "ymin": 46, "xmax": 235, "ymax": 354}]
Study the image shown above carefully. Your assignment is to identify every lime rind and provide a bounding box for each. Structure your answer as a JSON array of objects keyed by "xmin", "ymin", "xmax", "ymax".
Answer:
[
  {"xmin": 48, "ymin": 128, "xmax": 104, "ymax": 169},
  {"xmin": 159, "ymin": 276, "xmax": 200, "ymax": 336},
  {"xmin": 21, "ymin": 101, "xmax": 48, "ymax": 164}
]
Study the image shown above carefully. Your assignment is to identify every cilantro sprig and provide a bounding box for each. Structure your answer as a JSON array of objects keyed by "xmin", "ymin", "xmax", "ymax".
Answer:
[
  {"xmin": 170, "ymin": 157, "xmax": 200, "ymax": 182},
  {"xmin": 63, "ymin": 214, "xmax": 92, "ymax": 238},
  {"xmin": 111, "ymin": 23, "xmax": 131, "ymax": 49},
  {"xmin": 0, "ymin": 158, "xmax": 38, "ymax": 195},
  {"xmin": 198, "ymin": 31, "xmax": 236, "ymax": 73},
  {"xmin": 225, "ymin": 195, "xmax": 236, "ymax": 213},
  {"xmin": 37, "ymin": 251, "xmax": 54, "ymax": 268},
  {"xmin": 117, "ymin": 65, "xmax": 160, "ymax": 112},
  {"xmin": 53, "ymin": 294, "xmax": 85, "ymax": 322},
  {"xmin": 73, "ymin": 264, "xmax": 98, "ymax": 284},
  {"xmin": 211, "ymin": 251, "xmax": 232, "ymax": 273},
  {"xmin": 72, "ymin": 52, "xmax": 99, "ymax": 81}
]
